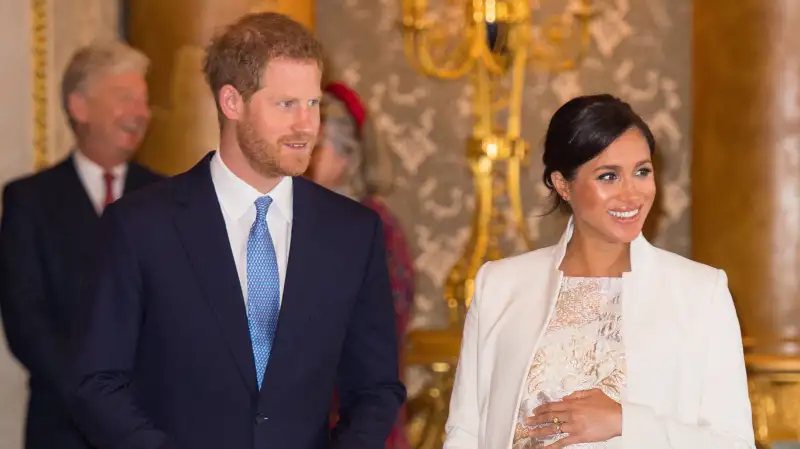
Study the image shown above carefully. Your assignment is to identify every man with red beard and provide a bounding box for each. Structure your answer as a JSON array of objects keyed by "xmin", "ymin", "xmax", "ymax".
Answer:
[
  {"xmin": 68, "ymin": 12, "xmax": 405, "ymax": 449},
  {"xmin": 0, "ymin": 41, "xmax": 163, "ymax": 449}
]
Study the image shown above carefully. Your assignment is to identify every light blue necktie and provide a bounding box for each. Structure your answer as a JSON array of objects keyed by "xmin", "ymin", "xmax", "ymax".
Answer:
[{"xmin": 247, "ymin": 195, "xmax": 281, "ymax": 389}]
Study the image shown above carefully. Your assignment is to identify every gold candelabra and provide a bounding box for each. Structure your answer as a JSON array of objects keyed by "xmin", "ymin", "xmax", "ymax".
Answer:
[{"xmin": 400, "ymin": 1, "xmax": 594, "ymax": 447}]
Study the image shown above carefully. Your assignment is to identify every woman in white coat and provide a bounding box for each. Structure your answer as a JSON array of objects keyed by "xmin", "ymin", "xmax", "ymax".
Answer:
[{"xmin": 443, "ymin": 94, "xmax": 755, "ymax": 449}]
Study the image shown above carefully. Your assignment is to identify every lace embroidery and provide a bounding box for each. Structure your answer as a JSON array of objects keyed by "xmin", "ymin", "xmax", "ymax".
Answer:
[{"xmin": 513, "ymin": 277, "xmax": 626, "ymax": 449}]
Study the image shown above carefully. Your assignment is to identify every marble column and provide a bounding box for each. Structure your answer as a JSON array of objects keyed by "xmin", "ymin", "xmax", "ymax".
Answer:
[
  {"xmin": 692, "ymin": 0, "xmax": 800, "ymax": 445},
  {"xmin": 127, "ymin": 0, "xmax": 314, "ymax": 175}
]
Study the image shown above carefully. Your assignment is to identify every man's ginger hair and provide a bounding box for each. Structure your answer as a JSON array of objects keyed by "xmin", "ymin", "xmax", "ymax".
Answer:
[{"xmin": 203, "ymin": 12, "xmax": 324, "ymax": 122}]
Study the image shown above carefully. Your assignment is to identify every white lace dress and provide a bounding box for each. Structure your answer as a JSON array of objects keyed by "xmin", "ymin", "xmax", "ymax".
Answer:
[{"xmin": 512, "ymin": 276, "xmax": 626, "ymax": 449}]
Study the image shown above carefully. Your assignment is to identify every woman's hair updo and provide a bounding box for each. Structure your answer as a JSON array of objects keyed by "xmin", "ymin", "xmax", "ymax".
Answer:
[{"xmin": 542, "ymin": 94, "xmax": 656, "ymax": 213}]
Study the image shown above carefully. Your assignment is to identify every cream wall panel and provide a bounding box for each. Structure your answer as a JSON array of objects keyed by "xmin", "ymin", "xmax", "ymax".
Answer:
[{"xmin": 0, "ymin": 0, "xmax": 35, "ymax": 447}]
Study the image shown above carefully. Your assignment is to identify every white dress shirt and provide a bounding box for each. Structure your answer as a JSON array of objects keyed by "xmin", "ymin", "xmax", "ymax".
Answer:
[
  {"xmin": 72, "ymin": 150, "xmax": 127, "ymax": 215},
  {"xmin": 209, "ymin": 151, "xmax": 293, "ymax": 308}
]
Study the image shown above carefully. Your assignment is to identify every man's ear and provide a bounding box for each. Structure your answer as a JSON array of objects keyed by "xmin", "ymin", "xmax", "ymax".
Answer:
[
  {"xmin": 67, "ymin": 92, "xmax": 89, "ymax": 125},
  {"xmin": 550, "ymin": 171, "xmax": 571, "ymax": 203},
  {"xmin": 219, "ymin": 85, "xmax": 245, "ymax": 121}
]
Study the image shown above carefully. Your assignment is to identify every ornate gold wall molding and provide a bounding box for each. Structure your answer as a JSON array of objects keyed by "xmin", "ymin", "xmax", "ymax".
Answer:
[
  {"xmin": 748, "ymin": 355, "xmax": 800, "ymax": 445},
  {"xmin": 31, "ymin": 0, "xmax": 48, "ymax": 171}
]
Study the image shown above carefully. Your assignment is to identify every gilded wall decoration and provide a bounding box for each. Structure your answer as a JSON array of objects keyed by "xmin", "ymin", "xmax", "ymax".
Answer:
[
  {"xmin": 31, "ymin": 0, "xmax": 49, "ymax": 171},
  {"xmin": 316, "ymin": 0, "xmax": 691, "ymax": 341}
]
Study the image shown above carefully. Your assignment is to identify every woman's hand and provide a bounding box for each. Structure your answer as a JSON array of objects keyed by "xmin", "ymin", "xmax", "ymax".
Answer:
[{"xmin": 525, "ymin": 388, "xmax": 622, "ymax": 448}]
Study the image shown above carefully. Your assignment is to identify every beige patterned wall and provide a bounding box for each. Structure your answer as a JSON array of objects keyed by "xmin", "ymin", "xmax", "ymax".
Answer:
[{"xmin": 317, "ymin": 0, "xmax": 692, "ymax": 331}]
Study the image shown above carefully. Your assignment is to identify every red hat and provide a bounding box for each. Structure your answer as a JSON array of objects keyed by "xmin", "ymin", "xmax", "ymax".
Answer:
[
  {"xmin": 324, "ymin": 82, "xmax": 367, "ymax": 136},
  {"xmin": 321, "ymin": 81, "xmax": 394, "ymax": 195}
]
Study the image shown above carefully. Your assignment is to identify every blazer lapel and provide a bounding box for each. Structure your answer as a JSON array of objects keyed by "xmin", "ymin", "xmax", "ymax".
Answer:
[
  {"xmin": 621, "ymin": 237, "xmax": 680, "ymax": 412},
  {"xmin": 486, "ymin": 225, "xmax": 571, "ymax": 448},
  {"xmin": 53, "ymin": 157, "xmax": 100, "ymax": 221},
  {"xmin": 48, "ymin": 159, "xmax": 103, "ymax": 262},
  {"xmin": 172, "ymin": 153, "xmax": 257, "ymax": 392},
  {"xmin": 123, "ymin": 163, "xmax": 150, "ymax": 193}
]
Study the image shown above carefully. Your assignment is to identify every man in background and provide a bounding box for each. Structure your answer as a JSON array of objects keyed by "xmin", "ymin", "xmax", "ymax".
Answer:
[{"xmin": 0, "ymin": 40, "xmax": 164, "ymax": 449}]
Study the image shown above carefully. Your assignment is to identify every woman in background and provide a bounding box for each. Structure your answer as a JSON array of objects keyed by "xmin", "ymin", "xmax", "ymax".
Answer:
[
  {"xmin": 307, "ymin": 81, "xmax": 414, "ymax": 449},
  {"xmin": 443, "ymin": 94, "xmax": 754, "ymax": 449}
]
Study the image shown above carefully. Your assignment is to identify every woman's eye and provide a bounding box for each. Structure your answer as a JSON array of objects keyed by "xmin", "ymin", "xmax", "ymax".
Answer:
[{"xmin": 597, "ymin": 172, "xmax": 617, "ymax": 182}]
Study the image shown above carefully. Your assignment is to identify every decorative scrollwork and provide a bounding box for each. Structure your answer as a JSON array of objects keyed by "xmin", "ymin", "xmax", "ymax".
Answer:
[
  {"xmin": 747, "ymin": 354, "xmax": 800, "ymax": 447},
  {"xmin": 31, "ymin": 0, "xmax": 48, "ymax": 171},
  {"xmin": 401, "ymin": 0, "xmax": 595, "ymax": 324}
]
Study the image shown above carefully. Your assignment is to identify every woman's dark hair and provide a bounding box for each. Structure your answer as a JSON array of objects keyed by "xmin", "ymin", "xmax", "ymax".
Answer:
[{"xmin": 542, "ymin": 93, "xmax": 656, "ymax": 214}]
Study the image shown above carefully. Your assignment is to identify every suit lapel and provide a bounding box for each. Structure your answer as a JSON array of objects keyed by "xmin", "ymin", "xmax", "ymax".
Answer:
[
  {"xmin": 621, "ymin": 238, "xmax": 679, "ymax": 411},
  {"xmin": 486, "ymin": 218, "xmax": 588, "ymax": 448},
  {"xmin": 172, "ymin": 153, "xmax": 257, "ymax": 391},
  {"xmin": 53, "ymin": 157, "xmax": 100, "ymax": 221},
  {"xmin": 497, "ymin": 223, "xmax": 572, "ymax": 385},
  {"xmin": 48, "ymin": 159, "xmax": 102, "ymax": 264},
  {"xmin": 123, "ymin": 163, "xmax": 148, "ymax": 194},
  {"xmin": 487, "ymin": 246, "xmax": 565, "ymax": 449},
  {"xmin": 259, "ymin": 177, "xmax": 321, "ymax": 395}
]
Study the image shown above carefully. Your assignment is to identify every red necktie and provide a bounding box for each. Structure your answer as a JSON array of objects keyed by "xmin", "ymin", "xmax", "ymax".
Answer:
[{"xmin": 103, "ymin": 172, "xmax": 115, "ymax": 208}]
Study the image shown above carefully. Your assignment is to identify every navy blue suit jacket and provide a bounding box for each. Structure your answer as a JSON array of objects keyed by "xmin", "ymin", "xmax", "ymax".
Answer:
[
  {"xmin": 68, "ymin": 152, "xmax": 406, "ymax": 449},
  {"xmin": 0, "ymin": 156, "xmax": 163, "ymax": 449}
]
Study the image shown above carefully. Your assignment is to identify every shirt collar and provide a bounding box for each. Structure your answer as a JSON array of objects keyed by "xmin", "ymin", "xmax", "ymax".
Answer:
[
  {"xmin": 72, "ymin": 148, "xmax": 127, "ymax": 180},
  {"xmin": 209, "ymin": 151, "xmax": 293, "ymax": 223}
]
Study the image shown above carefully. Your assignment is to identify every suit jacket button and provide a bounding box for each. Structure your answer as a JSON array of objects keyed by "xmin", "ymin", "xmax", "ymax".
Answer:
[{"xmin": 254, "ymin": 413, "xmax": 268, "ymax": 424}]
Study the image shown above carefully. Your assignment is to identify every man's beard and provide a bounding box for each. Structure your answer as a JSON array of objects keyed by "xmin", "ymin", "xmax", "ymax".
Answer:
[{"xmin": 236, "ymin": 118, "xmax": 314, "ymax": 178}]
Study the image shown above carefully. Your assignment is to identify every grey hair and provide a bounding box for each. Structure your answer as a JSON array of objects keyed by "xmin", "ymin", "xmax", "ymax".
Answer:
[{"xmin": 61, "ymin": 39, "xmax": 150, "ymax": 131}]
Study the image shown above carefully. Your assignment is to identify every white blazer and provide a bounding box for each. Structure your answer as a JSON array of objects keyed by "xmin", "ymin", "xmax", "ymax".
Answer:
[{"xmin": 444, "ymin": 219, "xmax": 755, "ymax": 449}]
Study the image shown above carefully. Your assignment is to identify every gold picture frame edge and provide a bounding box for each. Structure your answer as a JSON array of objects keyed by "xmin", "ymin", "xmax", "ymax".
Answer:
[{"xmin": 32, "ymin": 0, "xmax": 48, "ymax": 171}]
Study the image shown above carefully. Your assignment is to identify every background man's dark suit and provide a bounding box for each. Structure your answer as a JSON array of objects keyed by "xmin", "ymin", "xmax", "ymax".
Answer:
[
  {"xmin": 69, "ymin": 152, "xmax": 405, "ymax": 449},
  {"xmin": 0, "ymin": 156, "xmax": 164, "ymax": 449}
]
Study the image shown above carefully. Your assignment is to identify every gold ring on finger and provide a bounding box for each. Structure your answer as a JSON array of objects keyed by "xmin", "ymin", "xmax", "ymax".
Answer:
[{"xmin": 552, "ymin": 417, "xmax": 563, "ymax": 434}]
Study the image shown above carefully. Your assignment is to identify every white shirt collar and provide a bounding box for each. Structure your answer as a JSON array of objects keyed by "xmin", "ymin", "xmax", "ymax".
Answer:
[
  {"xmin": 72, "ymin": 148, "xmax": 127, "ymax": 180},
  {"xmin": 209, "ymin": 151, "xmax": 293, "ymax": 223}
]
